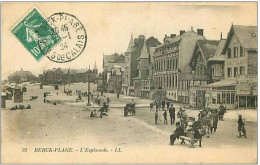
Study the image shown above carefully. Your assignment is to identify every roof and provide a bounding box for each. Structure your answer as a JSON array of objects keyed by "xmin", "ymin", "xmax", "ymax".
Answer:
[
  {"xmin": 114, "ymin": 54, "xmax": 125, "ymax": 63},
  {"xmin": 214, "ymin": 39, "xmax": 226, "ymax": 56},
  {"xmin": 103, "ymin": 53, "xmax": 120, "ymax": 67},
  {"xmin": 126, "ymin": 34, "xmax": 134, "ymax": 53},
  {"xmin": 207, "ymin": 55, "xmax": 225, "ymax": 62},
  {"xmin": 233, "ymin": 25, "xmax": 257, "ymax": 49},
  {"xmin": 208, "ymin": 79, "xmax": 236, "ymax": 87},
  {"xmin": 138, "ymin": 41, "xmax": 149, "ymax": 60},
  {"xmin": 60, "ymin": 68, "xmax": 69, "ymax": 74},
  {"xmin": 197, "ymin": 40, "xmax": 219, "ymax": 61},
  {"xmin": 207, "ymin": 39, "xmax": 226, "ymax": 62},
  {"xmin": 223, "ymin": 25, "xmax": 257, "ymax": 53}
]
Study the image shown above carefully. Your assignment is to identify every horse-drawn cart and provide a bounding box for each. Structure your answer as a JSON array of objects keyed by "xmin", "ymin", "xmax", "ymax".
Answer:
[{"xmin": 124, "ymin": 103, "xmax": 136, "ymax": 117}]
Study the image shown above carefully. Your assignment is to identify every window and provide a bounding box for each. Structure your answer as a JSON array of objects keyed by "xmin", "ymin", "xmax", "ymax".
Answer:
[
  {"xmin": 226, "ymin": 93, "xmax": 231, "ymax": 104},
  {"xmin": 240, "ymin": 46, "xmax": 244, "ymax": 57},
  {"xmin": 234, "ymin": 67, "xmax": 238, "ymax": 77},
  {"xmin": 222, "ymin": 93, "xmax": 226, "ymax": 104},
  {"xmin": 231, "ymin": 93, "xmax": 234, "ymax": 104},
  {"xmin": 240, "ymin": 66, "xmax": 245, "ymax": 75},
  {"xmin": 228, "ymin": 48, "xmax": 231, "ymax": 58},
  {"xmin": 212, "ymin": 98, "xmax": 216, "ymax": 104},
  {"xmin": 211, "ymin": 67, "xmax": 215, "ymax": 76},
  {"xmin": 217, "ymin": 94, "xmax": 221, "ymax": 104},
  {"xmin": 227, "ymin": 68, "xmax": 232, "ymax": 77},
  {"xmin": 234, "ymin": 47, "xmax": 237, "ymax": 58}
]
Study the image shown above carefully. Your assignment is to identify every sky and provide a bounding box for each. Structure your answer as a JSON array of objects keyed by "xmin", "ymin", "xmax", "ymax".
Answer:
[{"xmin": 1, "ymin": 2, "xmax": 257, "ymax": 80}]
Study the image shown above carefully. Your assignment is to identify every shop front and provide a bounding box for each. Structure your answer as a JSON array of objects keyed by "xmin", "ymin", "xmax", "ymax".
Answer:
[
  {"xmin": 206, "ymin": 80, "xmax": 236, "ymax": 109},
  {"xmin": 236, "ymin": 75, "xmax": 257, "ymax": 109}
]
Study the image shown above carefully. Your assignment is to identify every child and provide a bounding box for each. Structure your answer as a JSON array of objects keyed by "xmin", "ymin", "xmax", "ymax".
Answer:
[
  {"xmin": 155, "ymin": 110, "xmax": 159, "ymax": 124},
  {"xmin": 163, "ymin": 110, "xmax": 168, "ymax": 125}
]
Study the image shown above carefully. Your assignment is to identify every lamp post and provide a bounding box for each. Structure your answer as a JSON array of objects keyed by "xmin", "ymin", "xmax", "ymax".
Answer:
[{"xmin": 86, "ymin": 70, "xmax": 92, "ymax": 106}]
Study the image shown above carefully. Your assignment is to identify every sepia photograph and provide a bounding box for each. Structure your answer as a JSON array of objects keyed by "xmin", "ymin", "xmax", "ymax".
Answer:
[{"xmin": 1, "ymin": 2, "xmax": 258, "ymax": 163}]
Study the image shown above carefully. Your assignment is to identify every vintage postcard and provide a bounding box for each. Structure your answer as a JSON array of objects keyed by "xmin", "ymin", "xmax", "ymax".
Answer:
[{"xmin": 1, "ymin": 2, "xmax": 258, "ymax": 164}]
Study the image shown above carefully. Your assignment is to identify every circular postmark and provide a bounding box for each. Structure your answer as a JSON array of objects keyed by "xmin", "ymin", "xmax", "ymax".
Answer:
[{"xmin": 38, "ymin": 12, "xmax": 87, "ymax": 63}]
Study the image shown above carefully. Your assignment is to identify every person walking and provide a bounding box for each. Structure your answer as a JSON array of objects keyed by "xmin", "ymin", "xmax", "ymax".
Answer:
[
  {"xmin": 169, "ymin": 104, "xmax": 175, "ymax": 125},
  {"xmin": 155, "ymin": 110, "xmax": 159, "ymax": 125},
  {"xmin": 238, "ymin": 115, "xmax": 244, "ymax": 138},
  {"xmin": 161, "ymin": 99, "xmax": 165, "ymax": 111},
  {"xmin": 43, "ymin": 92, "xmax": 46, "ymax": 103},
  {"xmin": 211, "ymin": 109, "xmax": 219, "ymax": 134},
  {"xmin": 107, "ymin": 97, "xmax": 110, "ymax": 105},
  {"xmin": 155, "ymin": 102, "xmax": 159, "ymax": 111},
  {"xmin": 163, "ymin": 110, "xmax": 168, "ymax": 125},
  {"xmin": 150, "ymin": 102, "xmax": 154, "ymax": 111},
  {"xmin": 158, "ymin": 100, "xmax": 161, "ymax": 111}
]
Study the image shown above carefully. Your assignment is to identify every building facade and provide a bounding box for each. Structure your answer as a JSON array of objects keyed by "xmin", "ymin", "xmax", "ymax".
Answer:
[
  {"xmin": 153, "ymin": 28, "xmax": 206, "ymax": 103},
  {"xmin": 103, "ymin": 53, "xmax": 125, "ymax": 93},
  {"xmin": 207, "ymin": 25, "xmax": 257, "ymax": 109},
  {"xmin": 189, "ymin": 40, "xmax": 219, "ymax": 108},
  {"xmin": 122, "ymin": 35, "xmax": 160, "ymax": 96}
]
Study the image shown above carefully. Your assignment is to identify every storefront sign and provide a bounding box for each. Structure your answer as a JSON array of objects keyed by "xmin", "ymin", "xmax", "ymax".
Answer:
[{"xmin": 236, "ymin": 75, "xmax": 257, "ymax": 95}]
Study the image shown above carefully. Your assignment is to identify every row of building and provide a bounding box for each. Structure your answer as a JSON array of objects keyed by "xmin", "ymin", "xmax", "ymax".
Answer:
[
  {"xmin": 7, "ymin": 68, "xmax": 38, "ymax": 84},
  {"xmin": 103, "ymin": 25, "xmax": 257, "ymax": 109},
  {"xmin": 39, "ymin": 63, "xmax": 100, "ymax": 85}
]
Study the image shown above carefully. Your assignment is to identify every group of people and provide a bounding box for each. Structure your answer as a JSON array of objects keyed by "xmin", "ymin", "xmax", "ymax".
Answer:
[
  {"xmin": 169, "ymin": 103, "xmax": 247, "ymax": 147},
  {"xmin": 11, "ymin": 104, "xmax": 31, "ymax": 110},
  {"xmin": 150, "ymin": 99, "xmax": 171, "ymax": 112},
  {"xmin": 152, "ymin": 99, "xmax": 176, "ymax": 125}
]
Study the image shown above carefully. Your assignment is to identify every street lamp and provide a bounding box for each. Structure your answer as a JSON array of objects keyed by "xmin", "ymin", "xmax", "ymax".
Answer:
[{"xmin": 86, "ymin": 70, "xmax": 92, "ymax": 106}]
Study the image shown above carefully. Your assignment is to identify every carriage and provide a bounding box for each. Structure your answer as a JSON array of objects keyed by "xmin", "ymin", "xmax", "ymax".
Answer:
[{"xmin": 124, "ymin": 103, "xmax": 136, "ymax": 117}]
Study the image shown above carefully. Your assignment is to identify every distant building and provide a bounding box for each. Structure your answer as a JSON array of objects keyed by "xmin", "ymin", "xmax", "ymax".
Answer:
[
  {"xmin": 133, "ymin": 36, "xmax": 161, "ymax": 98},
  {"xmin": 8, "ymin": 68, "xmax": 36, "ymax": 84},
  {"xmin": 123, "ymin": 34, "xmax": 160, "ymax": 96},
  {"xmin": 40, "ymin": 65, "xmax": 98, "ymax": 85},
  {"xmin": 189, "ymin": 39, "xmax": 219, "ymax": 108},
  {"xmin": 95, "ymin": 73, "xmax": 103, "ymax": 92},
  {"xmin": 153, "ymin": 28, "xmax": 206, "ymax": 103},
  {"xmin": 103, "ymin": 53, "xmax": 125, "ymax": 93}
]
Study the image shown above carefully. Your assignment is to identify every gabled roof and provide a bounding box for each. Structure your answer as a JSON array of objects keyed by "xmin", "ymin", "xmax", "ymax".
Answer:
[
  {"xmin": 223, "ymin": 25, "xmax": 257, "ymax": 53},
  {"xmin": 197, "ymin": 40, "xmax": 219, "ymax": 61},
  {"xmin": 114, "ymin": 54, "xmax": 125, "ymax": 63},
  {"xmin": 208, "ymin": 39, "xmax": 226, "ymax": 62},
  {"xmin": 214, "ymin": 39, "xmax": 226, "ymax": 56}
]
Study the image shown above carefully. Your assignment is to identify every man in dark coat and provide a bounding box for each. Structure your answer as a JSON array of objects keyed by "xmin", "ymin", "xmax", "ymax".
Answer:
[
  {"xmin": 169, "ymin": 104, "xmax": 175, "ymax": 125},
  {"xmin": 170, "ymin": 122, "xmax": 184, "ymax": 145},
  {"xmin": 238, "ymin": 115, "xmax": 244, "ymax": 137},
  {"xmin": 161, "ymin": 99, "xmax": 165, "ymax": 111}
]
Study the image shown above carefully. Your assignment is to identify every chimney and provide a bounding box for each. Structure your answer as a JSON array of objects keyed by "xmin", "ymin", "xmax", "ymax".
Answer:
[
  {"xmin": 139, "ymin": 35, "xmax": 145, "ymax": 40},
  {"xmin": 170, "ymin": 34, "xmax": 176, "ymax": 38},
  {"xmin": 180, "ymin": 30, "xmax": 185, "ymax": 35},
  {"xmin": 220, "ymin": 32, "xmax": 222, "ymax": 40},
  {"xmin": 197, "ymin": 29, "xmax": 204, "ymax": 36}
]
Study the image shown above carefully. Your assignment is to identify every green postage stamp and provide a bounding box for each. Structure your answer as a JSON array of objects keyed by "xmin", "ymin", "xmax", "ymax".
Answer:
[{"xmin": 12, "ymin": 8, "xmax": 61, "ymax": 61}]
